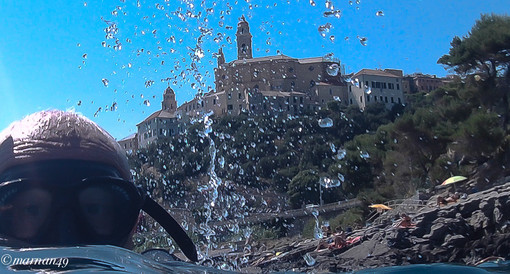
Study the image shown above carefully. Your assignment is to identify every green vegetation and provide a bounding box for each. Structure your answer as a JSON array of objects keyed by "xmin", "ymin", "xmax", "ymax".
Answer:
[{"xmin": 129, "ymin": 14, "xmax": 510, "ymax": 213}]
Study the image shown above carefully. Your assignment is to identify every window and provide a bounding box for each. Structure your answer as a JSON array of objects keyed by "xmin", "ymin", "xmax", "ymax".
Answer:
[
  {"xmin": 228, "ymin": 93, "xmax": 232, "ymax": 99},
  {"xmin": 367, "ymin": 95, "xmax": 370, "ymax": 102},
  {"xmin": 310, "ymin": 80, "xmax": 315, "ymax": 87},
  {"xmin": 385, "ymin": 96, "xmax": 388, "ymax": 103},
  {"xmin": 376, "ymin": 82, "xmax": 381, "ymax": 88},
  {"xmin": 360, "ymin": 96, "xmax": 363, "ymax": 103},
  {"xmin": 238, "ymin": 93, "xmax": 242, "ymax": 99},
  {"xmin": 213, "ymin": 98, "xmax": 216, "ymax": 105},
  {"xmin": 383, "ymin": 83, "xmax": 387, "ymax": 89},
  {"xmin": 372, "ymin": 81, "xmax": 375, "ymax": 88},
  {"xmin": 397, "ymin": 84, "xmax": 400, "ymax": 90},
  {"xmin": 288, "ymin": 67, "xmax": 294, "ymax": 73},
  {"xmin": 227, "ymin": 104, "xmax": 233, "ymax": 110},
  {"xmin": 391, "ymin": 97, "xmax": 394, "ymax": 103},
  {"xmin": 300, "ymin": 97, "xmax": 303, "ymax": 104},
  {"xmin": 398, "ymin": 97, "xmax": 402, "ymax": 104},
  {"xmin": 293, "ymin": 96, "xmax": 297, "ymax": 103}
]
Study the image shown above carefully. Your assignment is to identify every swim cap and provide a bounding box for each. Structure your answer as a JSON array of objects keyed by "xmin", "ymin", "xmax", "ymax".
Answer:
[{"xmin": 0, "ymin": 110, "xmax": 130, "ymax": 180}]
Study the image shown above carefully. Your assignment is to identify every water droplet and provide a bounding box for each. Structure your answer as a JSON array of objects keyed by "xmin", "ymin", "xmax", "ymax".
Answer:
[
  {"xmin": 309, "ymin": 0, "xmax": 316, "ymax": 6},
  {"xmin": 338, "ymin": 173, "xmax": 345, "ymax": 182},
  {"xmin": 101, "ymin": 78, "xmax": 109, "ymax": 87},
  {"xmin": 82, "ymin": 53, "xmax": 87, "ymax": 59},
  {"xmin": 318, "ymin": 23, "xmax": 332, "ymax": 37},
  {"xmin": 323, "ymin": 10, "xmax": 342, "ymax": 18},
  {"xmin": 326, "ymin": 63, "xmax": 339, "ymax": 76},
  {"xmin": 357, "ymin": 36, "xmax": 368, "ymax": 46},
  {"xmin": 364, "ymin": 85, "xmax": 372, "ymax": 94},
  {"xmin": 303, "ymin": 253, "xmax": 316, "ymax": 266},
  {"xmin": 110, "ymin": 102, "xmax": 117, "ymax": 111},
  {"xmin": 333, "ymin": 96, "xmax": 341, "ymax": 102},
  {"xmin": 76, "ymin": 43, "xmax": 81, "ymax": 47},
  {"xmin": 329, "ymin": 35, "xmax": 335, "ymax": 42},
  {"xmin": 336, "ymin": 148, "xmax": 346, "ymax": 160},
  {"xmin": 376, "ymin": 10, "xmax": 384, "ymax": 16},
  {"xmin": 318, "ymin": 117, "xmax": 333, "ymax": 128},
  {"xmin": 145, "ymin": 80, "xmax": 154, "ymax": 88},
  {"xmin": 320, "ymin": 177, "xmax": 341, "ymax": 188},
  {"xmin": 360, "ymin": 151, "xmax": 370, "ymax": 159},
  {"xmin": 474, "ymin": 75, "xmax": 482, "ymax": 81},
  {"xmin": 143, "ymin": 99, "xmax": 150, "ymax": 106},
  {"xmin": 77, "ymin": 100, "xmax": 82, "ymax": 106},
  {"xmin": 325, "ymin": 0, "xmax": 333, "ymax": 9}
]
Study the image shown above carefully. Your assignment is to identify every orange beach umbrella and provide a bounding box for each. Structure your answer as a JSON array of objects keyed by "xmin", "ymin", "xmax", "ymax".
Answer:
[{"xmin": 369, "ymin": 204, "xmax": 392, "ymax": 210}]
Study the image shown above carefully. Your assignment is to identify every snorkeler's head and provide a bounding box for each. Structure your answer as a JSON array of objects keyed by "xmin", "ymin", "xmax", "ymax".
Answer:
[
  {"xmin": 0, "ymin": 110, "xmax": 130, "ymax": 180},
  {"xmin": 0, "ymin": 110, "xmax": 139, "ymax": 247}
]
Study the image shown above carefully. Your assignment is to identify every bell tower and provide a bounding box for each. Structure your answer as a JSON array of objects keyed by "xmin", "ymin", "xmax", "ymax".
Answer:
[
  {"xmin": 217, "ymin": 47, "xmax": 225, "ymax": 67},
  {"xmin": 236, "ymin": 15, "xmax": 252, "ymax": 60},
  {"xmin": 162, "ymin": 86, "xmax": 177, "ymax": 113}
]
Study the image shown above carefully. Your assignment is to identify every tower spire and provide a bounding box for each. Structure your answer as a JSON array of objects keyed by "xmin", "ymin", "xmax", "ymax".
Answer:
[{"xmin": 236, "ymin": 15, "xmax": 252, "ymax": 60}]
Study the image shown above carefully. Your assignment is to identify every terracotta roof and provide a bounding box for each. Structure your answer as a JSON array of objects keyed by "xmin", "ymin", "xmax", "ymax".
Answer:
[
  {"xmin": 136, "ymin": 110, "xmax": 177, "ymax": 126},
  {"xmin": 353, "ymin": 69, "xmax": 402, "ymax": 78}
]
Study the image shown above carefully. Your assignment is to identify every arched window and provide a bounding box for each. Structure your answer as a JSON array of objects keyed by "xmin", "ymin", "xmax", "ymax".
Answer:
[{"xmin": 241, "ymin": 43, "xmax": 247, "ymax": 54}]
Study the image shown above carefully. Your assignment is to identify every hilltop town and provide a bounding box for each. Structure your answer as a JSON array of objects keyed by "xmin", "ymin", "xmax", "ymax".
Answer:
[{"xmin": 119, "ymin": 16, "xmax": 453, "ymax": 152}]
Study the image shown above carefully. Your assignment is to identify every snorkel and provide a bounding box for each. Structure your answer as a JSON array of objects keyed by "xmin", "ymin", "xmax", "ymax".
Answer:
[{"xmin": 0, "ymin": 110, "xmax": 198, "ymax": 262}]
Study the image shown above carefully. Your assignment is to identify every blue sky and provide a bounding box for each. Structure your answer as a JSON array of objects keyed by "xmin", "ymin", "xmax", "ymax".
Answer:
[{"xmin": 0, "ymin": 0, "xmax": 509, "ymax": 139}]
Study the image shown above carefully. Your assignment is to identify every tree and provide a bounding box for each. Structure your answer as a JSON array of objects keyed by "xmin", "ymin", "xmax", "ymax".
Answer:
[
  {"xmin": 287, "ymin": 169, "xmax": 320, "ymax": 208},
  {"xmin": 438, "ymin": 14, "xmax": 510, "ymax": 80}
]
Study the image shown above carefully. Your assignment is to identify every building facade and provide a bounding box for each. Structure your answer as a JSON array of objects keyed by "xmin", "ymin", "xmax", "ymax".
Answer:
[
  {"xmin": 177, "ymin": 15, "xmax": 348, "ymax": 118},
  {"xmin": 348, "ymin": 69, "xmax": 405, "ymax": 110},
  {"xmin": 402, "ymin": 73, "xmax": 453, "ymax": 94}
]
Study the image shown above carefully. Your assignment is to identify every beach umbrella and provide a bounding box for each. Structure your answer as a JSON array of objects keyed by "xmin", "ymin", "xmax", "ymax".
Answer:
[
  {"xmin": 369, "ymin": 204, "xmax": 392, "ymax": 212},
  {"xmin": 441, "ymin": 176, "xmax": 468, "ymax": 186}
]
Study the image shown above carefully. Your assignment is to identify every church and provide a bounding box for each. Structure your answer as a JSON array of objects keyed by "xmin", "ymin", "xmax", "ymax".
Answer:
[{"xmin": 176, "ymin": 15, "xmax": 348, "ymax": 118}]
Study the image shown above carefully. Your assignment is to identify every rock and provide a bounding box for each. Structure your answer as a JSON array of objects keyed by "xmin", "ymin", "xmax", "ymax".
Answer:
[
  {"xmin": 493, "ymin": 207, "xmax": 503, "ymax": 224},
  {"xmin": 442, "ymin": 234, "xmax": 467, "ymax": 247},
  {"xmin": 424, "ymin": 221, "xmax": 449, "ymax": 241},
  {"xmin": 469, "ymin": 210, "xmax": 490, "ymax": 232}
]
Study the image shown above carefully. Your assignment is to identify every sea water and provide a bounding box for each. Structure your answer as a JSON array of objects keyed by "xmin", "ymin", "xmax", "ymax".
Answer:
[{"xmin": 0, "ymin": 245, "xmax": 231, "ymax": 273}]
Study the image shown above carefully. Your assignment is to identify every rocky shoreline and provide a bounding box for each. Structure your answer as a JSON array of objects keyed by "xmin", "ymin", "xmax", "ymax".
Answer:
[{"xmin": 233, "ymin": 179, "xmax": 510, "ymax": 273}]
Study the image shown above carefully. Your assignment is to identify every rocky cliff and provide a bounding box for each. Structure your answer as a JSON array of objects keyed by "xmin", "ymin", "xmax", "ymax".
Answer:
[{"xmin": 238, "ymin": 179, "xmax": 510, "ymax": 273}]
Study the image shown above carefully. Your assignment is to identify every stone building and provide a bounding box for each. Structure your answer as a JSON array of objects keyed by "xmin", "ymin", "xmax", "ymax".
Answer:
[
  {"xmin": 402, "ymin": 73, "xmax": 452, "ymax": 94},
  {"xmin": 119, "ymin": 87, "xmax": 184, "ymax": 152},
  {"xmin": 177, "ymin": 15, "xmax": 348, "ymax": 118},
  {"xmin": 118, "ymin": 133, "xmax": 138, "ymax": 154},
  {"xmin": 348, "ymin": 68, "xmax": 405, "ymax": 110}
]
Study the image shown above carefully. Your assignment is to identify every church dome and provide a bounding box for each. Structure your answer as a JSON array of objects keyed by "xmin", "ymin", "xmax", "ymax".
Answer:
[{"xmin": 164, "ymin": 86, "xmax": 175, "ymax": 95}]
